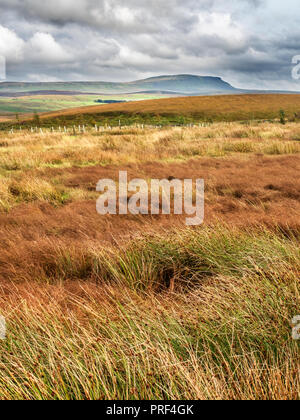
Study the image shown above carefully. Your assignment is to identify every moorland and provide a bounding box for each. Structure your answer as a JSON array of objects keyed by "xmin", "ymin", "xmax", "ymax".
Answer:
[{"xmin": 0, "ymin": 110, "xmax": 299, "ymax": 399}]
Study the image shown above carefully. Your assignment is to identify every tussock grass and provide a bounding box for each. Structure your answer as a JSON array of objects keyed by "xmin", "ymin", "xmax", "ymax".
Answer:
[
  {"xmin": 21, "ymin": 226, "xmax": 300, "ymax": 286},
  {"xmin": 0, "ymin": 176, "xmax": 97, "ymax": 211},
  {"xmin": 0, "ymin": 226, "xmax": 299, "ymax": 400}
]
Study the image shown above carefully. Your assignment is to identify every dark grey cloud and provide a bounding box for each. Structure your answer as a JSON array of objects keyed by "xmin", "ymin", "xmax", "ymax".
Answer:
[{"xmin": 0, "ymin": 0, "xmax": 299, "ymax": 89}]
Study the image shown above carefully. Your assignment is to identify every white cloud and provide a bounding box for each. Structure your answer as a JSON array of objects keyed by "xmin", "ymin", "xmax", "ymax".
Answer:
[
  {"xmin": 0, "ymin": 25, "xmax": 24, "ymax": 62},
  {"xmin": 196, "ymin": 12, "xmax": 246, "ymax": 48},
  {"xmin": 26, "ymin": 73, "xmax": 62, "ymax": 82},
  {"xmin": 24, "ymin": 32, "xmax": 72, "ymax": 63}
]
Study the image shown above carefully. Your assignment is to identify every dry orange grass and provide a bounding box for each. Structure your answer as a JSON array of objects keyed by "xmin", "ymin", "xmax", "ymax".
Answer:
[
  {"xmin": 0, "ymin": 122, "xmax": 299, "ymax": 281},
  {"xmin": 7, "ymin": 93, "xmax": 300, "ymax": 123}
]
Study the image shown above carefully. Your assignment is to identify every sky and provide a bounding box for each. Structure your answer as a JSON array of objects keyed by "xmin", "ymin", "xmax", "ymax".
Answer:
[{"xmin": 0, "ymin": 0, "xmax": 299, "ymax": 89}]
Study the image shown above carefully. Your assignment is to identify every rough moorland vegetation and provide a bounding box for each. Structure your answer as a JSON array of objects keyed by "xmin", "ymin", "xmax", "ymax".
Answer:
[{"xmin": 0, "ymin": 122, "xmax": 299, "ymax": 399}]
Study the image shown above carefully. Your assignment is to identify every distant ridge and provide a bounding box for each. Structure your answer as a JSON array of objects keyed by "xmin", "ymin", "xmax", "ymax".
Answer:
[
  {"xmin": 0, "ymin": 89, "xmax": 190, "ymax": 98},
  {"xmin": 0, "ymin": 75, "xmax": 236, "ymax": 95},
  {"xmin": 0, "ymin": 75, "xmax": 298, "ymax": 98}
]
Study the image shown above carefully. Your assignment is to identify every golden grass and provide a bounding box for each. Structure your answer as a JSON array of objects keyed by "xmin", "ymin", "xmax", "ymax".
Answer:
[
  {"xmin": 12, "ymin": 93, "xmax": 300, "ymax": 123},
  {"xmin": 0, "ymin": 122, "xmax": 299, "ymax": 212},
  {"xmin": 1, "ymin": 122, "xmax": 299, "ymax": 169}
]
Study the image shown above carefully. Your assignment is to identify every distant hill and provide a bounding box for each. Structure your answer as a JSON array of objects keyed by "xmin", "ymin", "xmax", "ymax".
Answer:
[
  {"xmin": 126, "ymin": 75, "xmax": 235, "ymax": 94},
  {"xmin": 0, "ymin": 75, "xmax": 236, "ymax": 96}
]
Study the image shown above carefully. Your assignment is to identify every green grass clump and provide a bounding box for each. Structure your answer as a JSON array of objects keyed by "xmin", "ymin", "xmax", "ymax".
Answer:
[
  {"xmin": 20, "ymin": 226, "xmax": 299, "ymax": 287},
  {"xmin": 0, "ymin": 226, "xmax": 299, "ymax": 400}
]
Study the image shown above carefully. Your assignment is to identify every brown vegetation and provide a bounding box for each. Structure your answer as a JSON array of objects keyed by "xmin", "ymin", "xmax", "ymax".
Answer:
[
  {"xmin": 0, "ymin": 122, "xmax": 299, "ymax": 281},
  {"xmin": 5, "ymin": 93, "xmax": 300, "ymax": 124}
]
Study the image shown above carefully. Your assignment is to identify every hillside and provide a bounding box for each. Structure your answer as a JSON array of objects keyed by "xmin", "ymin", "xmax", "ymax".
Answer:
[
  {"xmin": 1, "ymin": 93, "xmax": 298, "ymax": 129},
  {"xmin": 126, "ymin": 74, "xmax": 235, "ymax": 94},
  {"xmin": 0, "ymin": 74, "xmax": 236, "ymax": 95}
]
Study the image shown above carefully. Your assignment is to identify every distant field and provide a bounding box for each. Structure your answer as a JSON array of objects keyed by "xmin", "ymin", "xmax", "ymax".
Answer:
[
  {"xmin": 0, "ymin": 94, "xmax": 97, "ymax": 115},
  {"xmin": 0, "ymin": 92, "xmax": 168, "ymax": 117},
  {"xmin": 1, "ymin": 94, "xmax": 300, "ymax": 129}
]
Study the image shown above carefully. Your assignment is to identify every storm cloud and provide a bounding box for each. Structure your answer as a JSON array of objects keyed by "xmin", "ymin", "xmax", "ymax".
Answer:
[{"xmin": 0, "ymin": 0, "xmax": 299, "ymax": 89}]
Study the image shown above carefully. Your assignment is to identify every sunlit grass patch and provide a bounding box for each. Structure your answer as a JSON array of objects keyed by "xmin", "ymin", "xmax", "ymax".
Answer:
[
  {"xmin": 262, "ymin": 141, "xmax": 300, "ymax": 155},
  {"xmin": 0, "ymin": 123, "xmax": 299, "ymax": 176}
]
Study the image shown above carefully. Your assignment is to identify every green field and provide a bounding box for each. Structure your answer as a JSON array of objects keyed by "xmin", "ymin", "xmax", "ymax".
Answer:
[{"xmin": 0, "ymin": 93, "xmax": 168, "ymax": 116}]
